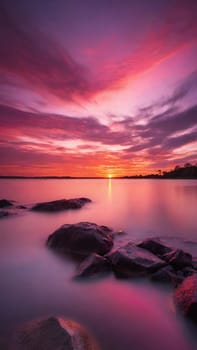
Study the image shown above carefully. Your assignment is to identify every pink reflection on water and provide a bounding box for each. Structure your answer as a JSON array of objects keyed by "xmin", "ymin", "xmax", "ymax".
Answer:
[{"xmin": 72, "ymin": 280, "xmax": 192, "ymax": 350}]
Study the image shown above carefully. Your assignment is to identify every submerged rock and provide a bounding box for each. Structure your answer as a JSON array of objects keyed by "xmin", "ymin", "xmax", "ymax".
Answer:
[
  {"xmin": 174, "ymin": 274, "xmax": 197, "ymax": 323},
  {"xmin": 163, "ymin": 249, "xmax": 193, "ymax": 269},
  {"xmin": 106, "ymin": 242, "xmax": 165, "ymax": 278},
  {"xmin": 12, "ymin": 316, "xmax": 100, "ymax": 350},
  {"xmin": 32, "ymin": 198, "xmax": 91, "ymax": 212},
  {"xmin": 76, "ymin": 253, "xmax": 111, "ymax": 278},
  {"xmin": 137, "ymin": 238, "xmax": 173, "ymax": 258},
  {"xmin": 0, "ymin": 199, "xmax": 13, "ymax": 208},
  {"xmin": 47, "ymin": 222, "xmax": 114, "ymax": 258}
]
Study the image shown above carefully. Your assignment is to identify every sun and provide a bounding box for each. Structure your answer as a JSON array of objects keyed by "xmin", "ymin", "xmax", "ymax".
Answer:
[{"xmin": 108, "ymin": 174, "xmax": 112, "ymax": 179}]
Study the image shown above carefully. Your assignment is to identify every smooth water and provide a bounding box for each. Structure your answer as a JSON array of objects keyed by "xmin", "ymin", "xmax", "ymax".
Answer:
[{"xmin": 0, "ymin": 179, "xmax": 197, "ymax": 349}]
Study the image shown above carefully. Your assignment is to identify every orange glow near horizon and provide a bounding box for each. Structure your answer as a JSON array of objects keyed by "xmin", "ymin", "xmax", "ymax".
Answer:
[{"xmin": 0, "ymin": 0, "xmax": 196, "ymax": 177}]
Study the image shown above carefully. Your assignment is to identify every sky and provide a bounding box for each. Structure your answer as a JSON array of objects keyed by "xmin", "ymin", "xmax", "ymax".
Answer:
[{"xmin": 0, "ymin": 0, "xmax": 197, "ymax": 177}]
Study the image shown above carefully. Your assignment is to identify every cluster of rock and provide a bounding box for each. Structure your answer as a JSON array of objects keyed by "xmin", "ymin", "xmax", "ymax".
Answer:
[
  {"xmin": 0, "ymin": 198, "xmax": 91, "ymax": 218},
  {"xmin": 47, "ymin": 222, "xmax": 197, "ymax": 324}
]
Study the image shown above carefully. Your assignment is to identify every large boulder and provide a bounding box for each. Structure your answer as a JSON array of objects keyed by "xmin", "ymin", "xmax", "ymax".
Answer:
[
  {"xmin": 76, "ymin": 254, "xmax": 111, "ymax": 278},
  {"xmin": 47, "ymin": 222, "xmax": 114, "ymax": 258},
  {"xmin": 137, "ymin": 238, "xmax": 173, "ymax": 258},
  {"xmin": 106, "ymin": 242, "xmax": 166, "ymax": 278},
  {"xmin": 32, "ymin": 198, "xmax": 91, "ymax": 212},
  {"xmin": 174, "ymin": 274, "xmax": 197, "ymax": 323},
  {"xmin": 11, "ymin": 316, "xmax": 100, "ymax": 350},
  {"xmin": 0, "ymin": 199, "xmax": 13, "ymax": 208}
]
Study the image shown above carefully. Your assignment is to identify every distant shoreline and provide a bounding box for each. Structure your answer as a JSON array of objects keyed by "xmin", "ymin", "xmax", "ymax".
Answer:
[
  {"xmin": 0, "ymin": 176, "xmax": 197, "ymax": 180},
  {"xmin": 3, "ymin": 165, "xmax": 197, "ymax": 179}
]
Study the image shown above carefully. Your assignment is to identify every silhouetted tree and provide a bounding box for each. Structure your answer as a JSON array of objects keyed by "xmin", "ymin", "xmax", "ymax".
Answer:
[
  {"xmin": 174, "ymin": 165, "xmax": 180, "ymax": 171},
  {"xmin": 184, "ymin": 163, "xmax": 192, "ymax": 168}
]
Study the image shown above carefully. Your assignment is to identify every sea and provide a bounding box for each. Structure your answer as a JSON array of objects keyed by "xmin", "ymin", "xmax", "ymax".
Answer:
[{"xmin": 0, "ymin": 179, "xmax": 197, "ymax": 350}]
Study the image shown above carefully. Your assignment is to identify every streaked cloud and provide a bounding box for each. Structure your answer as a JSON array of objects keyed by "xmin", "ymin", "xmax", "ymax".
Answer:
[{"xmin": 0, "ymin": 0, "xmax": 196, "ymax": 176}]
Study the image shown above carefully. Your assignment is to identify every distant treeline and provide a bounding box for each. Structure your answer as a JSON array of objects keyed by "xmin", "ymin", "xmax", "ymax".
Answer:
[
  {"xmin": 124, "ymin": 163, "xmax": 197, "ymax": 179},
  {"xmin": 162, "ymin": 163, "xmax": 197, "ymax": 179}
]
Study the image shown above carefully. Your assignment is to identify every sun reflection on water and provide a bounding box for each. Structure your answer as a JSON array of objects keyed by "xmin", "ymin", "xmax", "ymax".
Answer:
[{"xmin": 108, "ymin": 177, "xmax": 112, "ymax": 199}]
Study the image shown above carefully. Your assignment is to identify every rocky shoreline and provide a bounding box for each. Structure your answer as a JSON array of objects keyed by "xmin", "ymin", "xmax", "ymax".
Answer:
[{"xmin": 1, "ymin": 197, "xmax": 197, "ymax": 349}]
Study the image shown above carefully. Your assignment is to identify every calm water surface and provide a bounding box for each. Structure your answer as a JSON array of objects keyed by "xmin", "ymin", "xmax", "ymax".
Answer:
[{"xmin": 0, "ymin": 179, "xmax": 197, "ymax": 349}]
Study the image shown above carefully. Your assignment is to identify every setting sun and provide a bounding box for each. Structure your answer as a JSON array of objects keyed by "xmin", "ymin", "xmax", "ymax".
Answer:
[{"xmin": 108, "ymin": 174, "xmax": 112, "ymax": 179}]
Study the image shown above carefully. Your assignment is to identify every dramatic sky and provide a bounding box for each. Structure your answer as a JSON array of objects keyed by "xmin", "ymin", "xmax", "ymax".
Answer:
[{"xmin": 0, "ymin": 0, "xmax": 197, "ymax": 177}]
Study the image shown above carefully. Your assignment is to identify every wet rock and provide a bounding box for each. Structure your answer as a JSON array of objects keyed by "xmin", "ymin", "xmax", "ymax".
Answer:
[
  {"xmin": 151, "ymin": 265, "xmax": 183, "ymax": 286},
  {"xmin": 174, "ymin": 274, "xmax": 197, "ymax": 323},
  {"xmin": 47, "ymin": 222, "xmax": 114, "ymax": 258},
  {"xmin": 137, "ymin": 238, "xmax": 173, "ymax": 258},
  {"xmin": 11, "ymin": 316, "xmax": 100, "ymax": 350},
  {"xmin": 76, "ymin": 253, "xmax": 111, "ymax": 278},
  {"xmin": 106, "ymin": 242, "xmax": 166, "ymax": 278},
  {"xmin": 163, "ymin": 249, "xmax": 193, "ymax": 269},
  {"xmin": 32, "ymin": 198, "xmax": 91, "ymax": 212},
  {"xmin": 0, "ymin": 199, "xmax": 13, "ymax": 208},
  {"xmin": 17, "ymin": 205, "xmax": 27, "ymax": 209}
]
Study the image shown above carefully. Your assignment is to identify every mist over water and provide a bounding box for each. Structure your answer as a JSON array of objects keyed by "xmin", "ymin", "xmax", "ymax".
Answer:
[{"xmin": 0, "ymin": 179, "xmax": 197, "ymax": 349}]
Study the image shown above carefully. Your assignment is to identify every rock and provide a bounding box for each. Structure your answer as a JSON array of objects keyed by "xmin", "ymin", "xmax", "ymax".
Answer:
[
  {"xmin": 174, "ymin": 274, "xmax": 197, "ymax": 323},
  {"xmin": 113, "ymin": 230, "xmax": 127, "ymax": 236},
  {"xmin": 137, "ymin": 238, "xmax": 173, "ymax": 258},
  {"xmin": 163, "ymin": 249, "xmax": 193, "ymax": 269},
  {"xmin": 47, "ymin": 222, "xmax": 114, "ymax": 258},
  {"xmin": 76, "ymin": 254, "xmax": 111, "ymax": 278},
  {"xmin": 0, "ymin": 210, "xmax": 9, "ymax": 218},
  {"xmin": 181, "ymin": 267, "xmax": 196, "ymax": 278},
  {"xmin": 32, "ymin": 198, "xmax": 91, "ymax": 212},
  {"xmin": 11, "ymin": 316, "xmax": 100, "ymax": 350},
  {"xmin": 192, "ymin": 257, "xmax": 197, "ymax": 270},
  {"xmin": 17, "ymin": 205, "xmax": 27, "ymax": 209},
  {"xmin": 106, "ymin": 242, "xmax": 166, "ymax": 278},
  {"xmin": 0, "ymin": 199, "xmax": 13, "ymax": 208},
  {"xmin": 151, "ymin": 265, "xmax": 183, "ymax": 285},
  {"xmin": 137, "ymin": 239, "xmax": 193, "ymax": 270},
  {"xmin": 0, "ymin": 210, "xmax": 15, "ymax": 218}
]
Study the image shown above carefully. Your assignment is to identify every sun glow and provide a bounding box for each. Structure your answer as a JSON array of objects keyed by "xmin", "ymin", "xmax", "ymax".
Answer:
[{"xmin": 108, "ymin": 174, "xmax": 112, "ymax": 179}]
